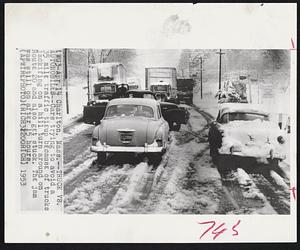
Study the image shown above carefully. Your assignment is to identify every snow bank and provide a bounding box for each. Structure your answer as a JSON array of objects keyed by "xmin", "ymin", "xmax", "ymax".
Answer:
[
  {"xmin": 64, "ymin": 157, "xmax": 95, "ymax": 185},
  {"xmin": 234, "ymin": 168, "xmax": 265, "ymax": 201},
  {"xmin": 107, "ymin": 162, "xmax": 149, "ymax": 213},
  {"xmin": 269, "ymin": 170, "xmax": 289, "ymax": 192},
  {"xmin": 62, "ymin": 85, "xmax": 87, "ymax": 125},
  {"xmin": 63, "ymin": 148, "xmax": 93, "ymax": 174},
  {"xmin": 64, "ymin": 164, "xmax": 132, "ymax": 214},
  {"xmin": 64, "ymin": 123, "xmax": 94, "ymax": 142}
]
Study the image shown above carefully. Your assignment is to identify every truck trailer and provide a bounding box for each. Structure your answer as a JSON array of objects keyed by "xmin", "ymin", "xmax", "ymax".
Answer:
[{"xmin": 177, "ymin": 78, "xmax": 194, "ymax": 105}]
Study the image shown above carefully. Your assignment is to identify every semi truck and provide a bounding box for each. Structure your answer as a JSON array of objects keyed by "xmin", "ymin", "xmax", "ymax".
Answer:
[
  {"xmin": 127, "ymin": 77, "xmax": 141, "ymax": 90},
  {"xmin": 145, "ymin": 67, "xmax": 179, "ymax": 103},
  {"xmin": 83, "ymin": 62, "xmax": 128, "ymax": 124},
  {"xmin": 177, "ymin": 78, "xmax": 194, "ymax": 105}
]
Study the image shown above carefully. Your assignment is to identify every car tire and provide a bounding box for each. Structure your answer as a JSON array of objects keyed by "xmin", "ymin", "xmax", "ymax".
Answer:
[
  {"xmin": 210, "ymin": 146, "xmax": 219, "ymax": 164},
  {"xmin": 97, "ymin": 152, "xmax": 106, "ymax": 165},
  {"xmin": 268, "ymin": 158, "xmax": 280, "ymax": 168},
  {"xmin": 217, "ymin": 155, "xmax": 236, "ymax": 172},
  {"xmin": 149, "ymin": 152, "xmax": 163, "ymax": 165}
]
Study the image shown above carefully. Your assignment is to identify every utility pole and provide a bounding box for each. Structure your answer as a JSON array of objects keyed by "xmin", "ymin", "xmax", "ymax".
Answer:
[
  {"xmin": 64, "ymin": 48, "xmax": 69, "ymax": 114},
  {"xmin": 87, "ymin": 49, "xmax": 90, "ymax": 102},
  {"xmin": 216, "ymin": 49, "xmax": 225, "ymax": 99},
  {"xmin": 200, "ymin": 57, "xmax": 203, "ymax": 99}
]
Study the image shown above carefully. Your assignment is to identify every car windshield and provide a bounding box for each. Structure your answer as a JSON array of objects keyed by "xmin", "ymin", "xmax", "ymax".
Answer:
[
  {"xmin": 152, "ymin": 85, "xmax": 168, "ymax": 91},
  {"xmin": 106, "ymin": 104, "xmax": 155, "ymax": 118},
  {"xmin": 127, "ymin": 93, "xmax": 155, "ymax": 99},
  {"xmin": 94, "ymin": 84, "xmax": 115, "ymax": 93},
  {"xmin": 220, "ymin": 112, "xmax": 269, "ymax": 123}
]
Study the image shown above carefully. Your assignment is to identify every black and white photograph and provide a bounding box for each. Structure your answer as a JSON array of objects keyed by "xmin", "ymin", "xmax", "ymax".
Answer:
[
  {"xmin": 63, "ymin": 49, "xmax": 291, "ymax": 215},
  {"xmin": 5, "ymin": 3, "xmax": 296, "ymax": 243}
]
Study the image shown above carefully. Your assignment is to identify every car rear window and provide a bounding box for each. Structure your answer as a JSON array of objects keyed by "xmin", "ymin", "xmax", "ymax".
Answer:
[
  {"xmin": 221, "ymin": 112, "xmax": 269, "ymax": 123},
  {"xmin": 106, "ymin": 104, "xmax": 154, "ymax": 118}
]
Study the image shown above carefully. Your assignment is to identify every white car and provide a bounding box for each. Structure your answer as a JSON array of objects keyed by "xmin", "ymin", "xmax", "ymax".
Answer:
[{"xmin": 208, "ymin": 103, "xmax": 287, "ymax": 168}]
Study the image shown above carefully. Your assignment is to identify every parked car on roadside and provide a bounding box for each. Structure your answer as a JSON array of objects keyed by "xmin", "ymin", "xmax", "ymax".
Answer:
[
  {"xmin": 208, "ymin": 103, "xmax": 287, "ymax": 169},
  {"xmin": 125, "ymin": 90, "xmax": 189, "ymax": 131},
  {"xmin": 91, "ymin": 98, "xmax": 169, "ymax": 163}
]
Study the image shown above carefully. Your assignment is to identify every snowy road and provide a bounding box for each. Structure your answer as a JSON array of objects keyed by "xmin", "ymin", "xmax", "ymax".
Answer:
[{"xmin": 63, "ymin": 105, "xmax": 290, "ymax": 214}]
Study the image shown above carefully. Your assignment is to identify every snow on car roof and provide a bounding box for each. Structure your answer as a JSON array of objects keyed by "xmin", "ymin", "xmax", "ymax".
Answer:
[
  {"xmin": 126, "ymin": 90, "xmax": 154, "ymax": 94},
  {"xmin": 89, "ymin": 62, "xmax": 123, "ymax": 68},
  {"xmin": 150, "ymin": 81, "xmax": 170, "ymax": 85},
  {"xmin": 108, "ymin": 98, "xmax": 158, "ymax": 107},
  {"xmin": 218, "ymin": 103, "xmax": 270, "ymax": 116}
]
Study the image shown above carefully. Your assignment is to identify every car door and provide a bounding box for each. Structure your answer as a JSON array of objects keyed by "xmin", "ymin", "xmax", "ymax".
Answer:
[{"xmin": 208, "ymin": 110, "xmax": 222, "ymax": 149}]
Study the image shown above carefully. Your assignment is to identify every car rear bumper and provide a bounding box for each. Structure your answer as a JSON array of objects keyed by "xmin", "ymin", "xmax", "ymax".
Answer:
[
  {"xmin": 218, "ymin": 154, "xmax": 284, "ymax": 165},
  {"xmin": 90, "ymin": 144, "xmax": 164, "ymax": 153},
  {"xmin": 219, "ymin": 151, "xmax": 286, "ymax": 161}
]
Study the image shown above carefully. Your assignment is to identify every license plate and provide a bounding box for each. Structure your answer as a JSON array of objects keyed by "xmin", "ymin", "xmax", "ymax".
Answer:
[{"xmin": 120, "ymin": 133, "xmax": 133, "ymax": 143}]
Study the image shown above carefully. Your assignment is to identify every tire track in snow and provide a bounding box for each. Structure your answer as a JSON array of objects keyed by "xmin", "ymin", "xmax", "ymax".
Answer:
[
  {"xmin": 247, "ymin": 172, "xmax": 290, "ymax": 214},
  {"xmin": 219, "ymin": 168, "xmax": 277, "ymax": 214},
  {"xmin": 64, "ymin": 164, "xmax": 135, "ymax": 213}
]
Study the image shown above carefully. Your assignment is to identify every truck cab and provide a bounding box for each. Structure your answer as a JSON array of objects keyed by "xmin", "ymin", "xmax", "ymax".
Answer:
[
  {"xmin": 149, "ymin": 80, "xmax": 172, "ymax": 102},
  {"xmin": 83, "ymin": 63, "xmax": 128, "ymax": 124}
]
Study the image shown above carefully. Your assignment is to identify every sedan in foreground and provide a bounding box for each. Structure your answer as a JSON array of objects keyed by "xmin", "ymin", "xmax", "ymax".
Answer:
[{"xmin": 91, "ymin": 98, "xmax": 169, "ymax": 163}]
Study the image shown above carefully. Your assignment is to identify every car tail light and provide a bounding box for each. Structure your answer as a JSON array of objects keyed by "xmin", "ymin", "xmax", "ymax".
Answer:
[
  {"xmin": 156, "ymin": 139, "xmax": 163, "ymax": 147},
  {"xmin": 92, "ymin": 137, "xmax": 98, "ymax": 146},
  {"xmin": 230, "ymin": 146, "xmax": 241, "ymax": 154},
  {"xmin": 277, "ymin": 136, "xmax": 285, "ymax": 144}
]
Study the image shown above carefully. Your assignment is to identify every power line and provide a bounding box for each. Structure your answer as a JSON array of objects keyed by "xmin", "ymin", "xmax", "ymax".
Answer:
[{"xmin": 216, "ymin": 49, "xmax": 225, "ymax": 99}]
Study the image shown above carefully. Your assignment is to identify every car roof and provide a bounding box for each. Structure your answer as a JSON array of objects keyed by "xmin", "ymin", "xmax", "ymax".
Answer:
[
  {"xmin": 89, "ymin": 62, "xmax": 122, "ymax": 68},
  {"xmin": 150, "ymin": 81, "xmax": 170, "ymax": 85},
  {"xmin": 218, "ymin": 103, "xmax": 270, "ymax": 116},
  {"xmin": 108, "ymin": 98, "xmax": 158, "ymax": 107},
  {"xmin": 126, "ymin": 90, "xmax": 154, "ymax": 94}
]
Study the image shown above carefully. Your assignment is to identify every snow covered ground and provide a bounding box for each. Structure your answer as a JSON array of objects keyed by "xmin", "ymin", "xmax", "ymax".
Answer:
[
  {"xmin": 63, "ymin": 104, "xmax": 290, "ymax": 214},
  {"xmin": 62, "ymin": 84, "xmax": 88, "ymax": 126}
]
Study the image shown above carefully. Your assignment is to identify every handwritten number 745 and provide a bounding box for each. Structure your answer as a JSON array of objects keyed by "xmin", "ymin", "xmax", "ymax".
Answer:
[{"xmin": 198, "ymin": 220, "xmax": 241, "ymax": 240}]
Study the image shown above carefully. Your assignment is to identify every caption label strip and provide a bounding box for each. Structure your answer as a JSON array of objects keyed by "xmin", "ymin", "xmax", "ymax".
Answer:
[{"xmin": 19, "ymin": 49, "xmax": 63, "ymax": 211}]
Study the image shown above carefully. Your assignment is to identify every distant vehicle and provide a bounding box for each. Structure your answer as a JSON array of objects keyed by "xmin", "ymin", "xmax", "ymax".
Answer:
[
  {"xmin": 125, "ymin": 90, "xmax": 189, "ymax": 131},
  {"xmin": 83, "ymin": 63, "xmax": 128, "ymax": 124},
  {"xmin": 127, "ymin": 77, "xmax": 141, "ymax": 90},
  {"xmin": 208, "ymin": 103, "xmax": 287, "ymax": 168},
  {"xmin": 125, "ymin": 90, "xmax": 156, "ymax": 99},
  {"xmin": 177, "ymin": 78, "xmax": 194, "ymax": 105},
  {"xmin": 145, "ymin": 67, "xmax": 179, "ymax": 104},
  {"xmin": 91, "ymin": 98, "xmax": 169, "ymax": 163}
]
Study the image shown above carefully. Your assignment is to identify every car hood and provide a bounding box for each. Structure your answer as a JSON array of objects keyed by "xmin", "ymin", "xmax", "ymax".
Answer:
[{"xmin": 100, "ymin": 117, "xmax": 159, "ymax": 146}]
